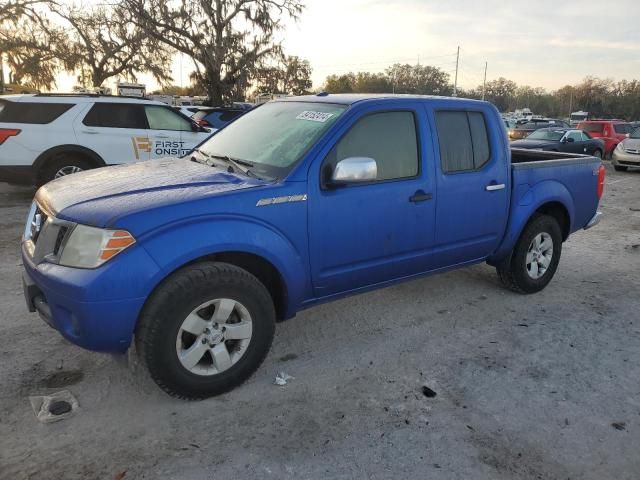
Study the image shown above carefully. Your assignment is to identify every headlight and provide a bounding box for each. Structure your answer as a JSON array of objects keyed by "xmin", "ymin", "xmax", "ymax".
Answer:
[
  {"xmin": 59, "ymin": 224, "xmax": 135, "ymax": 268},
  {"xmin": 617, "ymin": 142, "xmax": 625, "ymax": 150}
]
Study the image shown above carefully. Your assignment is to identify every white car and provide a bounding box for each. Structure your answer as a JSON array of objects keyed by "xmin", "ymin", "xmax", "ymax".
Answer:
[{"xmin": 0, "ymin": 94, "xmax": 212, "ymax": 185}]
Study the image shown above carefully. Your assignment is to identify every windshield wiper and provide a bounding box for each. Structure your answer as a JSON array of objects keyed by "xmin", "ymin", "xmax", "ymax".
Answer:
[{"xmin": 193, "ymin": 149, "xmax": 259, "ymax": 179}]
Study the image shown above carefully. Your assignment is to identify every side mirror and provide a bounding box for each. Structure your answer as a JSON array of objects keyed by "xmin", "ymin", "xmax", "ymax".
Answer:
[
  {"xmin": 330, "ymin": 157, "xmax": 377, "ymax": 185},
  {"xmin": 626, "ymin": 133, "xmax": 631, "ymax": 138}
]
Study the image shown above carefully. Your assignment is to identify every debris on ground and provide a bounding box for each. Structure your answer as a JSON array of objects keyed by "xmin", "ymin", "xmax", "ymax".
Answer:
[
  {"xmin": 274, "ymin": 372, "xmax": 294, "ymax": 386},
  {"xmin": 612, "ymin": 422, "xmax": 626, "ymax": 431},
  {"xmin": 29, "ymin": 390, "xmax": 79, "ymax": 424},
  {"xmin": 421, "ymin": 385, "xmax": 437, "ymax": 398}
]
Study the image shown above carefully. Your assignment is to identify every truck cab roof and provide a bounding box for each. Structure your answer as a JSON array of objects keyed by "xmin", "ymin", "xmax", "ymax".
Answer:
[{"xmin": 277, "ymin": 93, "xmax": 490, "ymax": 107}]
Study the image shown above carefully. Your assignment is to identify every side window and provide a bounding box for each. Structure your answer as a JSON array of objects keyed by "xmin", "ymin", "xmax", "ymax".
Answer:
[
  {"xmin": 83, "ymin": 104, "xmax": 147, "ymax": 129},
  {"xmin": 568, "ymin": 131, "xmax": 582, "ymax": 142},
  {"xmin": 0, "ymin": 100, "xmax": 74, "ymax": 124},
  {"xmin": 324, "ymin": 111, "xmax": 419, "ymax": 183},
  {"xmin": 144, "ymin": 106, "xmax": 193, "ymax": 131},
  {"xmin": 581, "ymin": 131, "xmax": 592, "ymax": 141},
  {"xmin": 435, "ymin": 110, "xmax": 491, "ymax": 173}
]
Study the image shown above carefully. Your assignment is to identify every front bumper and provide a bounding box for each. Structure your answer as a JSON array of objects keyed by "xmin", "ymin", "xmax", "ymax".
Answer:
[
  {"xmin": 22, "ymin": 242, "xmax": 161, "ymax": 353},
  {"xmin": 584, "ymin": 211, "xmax": 602, "ymax": 230},
  {"xmin": 612, "ymin": 150, "xmax": 640, "ymax": 166}
]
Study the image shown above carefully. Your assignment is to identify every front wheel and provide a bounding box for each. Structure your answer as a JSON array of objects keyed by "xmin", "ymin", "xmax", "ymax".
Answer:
[
  {"xmin": 496, "ymin": 214, "xmax": 562, "ymax": 294},
  {"xmin": 135, "ymin": 262, "xmax": 275, "ymax": 399}
]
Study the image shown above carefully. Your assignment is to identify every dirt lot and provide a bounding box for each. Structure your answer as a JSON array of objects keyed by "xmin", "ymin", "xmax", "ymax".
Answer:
[{"xmin": 1, "ymin": 164, "xmax": 639, "ymax": 480}]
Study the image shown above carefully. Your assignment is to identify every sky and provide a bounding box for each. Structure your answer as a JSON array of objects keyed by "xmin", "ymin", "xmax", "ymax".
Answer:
[{"xmin": 53, "ymin": 0, "xmax": 640, "ymax": 93}]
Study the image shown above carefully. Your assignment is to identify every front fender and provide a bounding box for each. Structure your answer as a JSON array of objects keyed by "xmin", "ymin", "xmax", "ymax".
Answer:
[
  {"xmin": 137, "ymin": 215, "xmax": 309, "ymax": 316},
  {"xmin": 489, "ymin": 180, "xmax": 574, "ymax": 264}
]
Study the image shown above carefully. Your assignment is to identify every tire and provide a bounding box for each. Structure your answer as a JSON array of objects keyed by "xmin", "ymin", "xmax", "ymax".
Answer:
[
  {"xmin": 135, "ymin": 262, "xmax": 275, "ymax": 399},
  {"xmin": 37, "ymin": 153, "xmax": 94, "ymax": 186},
  {"xmin": 496, "ymin": 214, "xmax": 562, "ymax": 294},
  {"xmin": 593, "ymin": 149, "xmax": 602, "ymax": 159},
  {"xmin": 614, "ymin": 165, "xmax": 628, "ymax": 172}
]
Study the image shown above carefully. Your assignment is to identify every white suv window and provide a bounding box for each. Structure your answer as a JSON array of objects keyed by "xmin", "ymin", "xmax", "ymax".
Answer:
[
  {"xmin": 83, "ymin": 103, "xmax": 147, "ymax": 129},
  {"xmin": 144, "ymin": 106, "xmax": 192, "ymax": 131}
]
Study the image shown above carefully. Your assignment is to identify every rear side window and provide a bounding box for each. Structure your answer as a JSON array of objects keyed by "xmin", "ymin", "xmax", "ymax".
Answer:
[
  {"xmin": 580, "ymin": 123, "xmax": 603, "ymax": 133},
  {"xmin": 83, "ymin": 103, "xmax": 147, "ymax": 129},
  {"xmin": 435, "ymin": 111, "xmax": 491, "ymax": 173},
  {"xmin": 613, "ymin": 124, "xmax": 631, "ymax": 134},
  {"xmin": 0, "ymin": 100, "xmax": 74, "ymax": 124},
  {"xmin": 324, "ymin": 111, "xmax": 419, "ymax": 182}
]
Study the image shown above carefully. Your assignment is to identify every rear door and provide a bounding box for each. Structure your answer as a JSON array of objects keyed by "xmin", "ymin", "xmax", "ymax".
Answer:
[
  {"xmin": 74, "ymin": 103, "xmax": 151, "ymax": 164},
  {"xmin": 429, "ymin": 106, "xmax": 509, "ymax": 268}
]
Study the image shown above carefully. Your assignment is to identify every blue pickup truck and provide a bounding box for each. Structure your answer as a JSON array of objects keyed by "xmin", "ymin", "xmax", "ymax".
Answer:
[{"xmin": 22, "ymin": 94, "xmax": 605, "ymax": 398}]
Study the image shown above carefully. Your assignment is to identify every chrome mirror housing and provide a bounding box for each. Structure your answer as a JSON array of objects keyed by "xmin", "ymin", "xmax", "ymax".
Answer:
[{"xmin": 331, "ymin": 157, "xmax": 377, "ymax": 184}]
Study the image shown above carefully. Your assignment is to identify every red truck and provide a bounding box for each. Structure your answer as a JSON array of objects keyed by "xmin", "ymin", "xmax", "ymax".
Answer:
[{"xmin": 577, "ymin": 120, "xmax": 634, "ymax": 158}]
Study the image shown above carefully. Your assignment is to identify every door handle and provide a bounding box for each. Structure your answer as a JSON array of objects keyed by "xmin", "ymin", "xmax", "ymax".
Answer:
[
  {"xmin": 485, "ymin": 183, "xmax": 505, "ymax": 191},
  {"xmin": 409, "ymin": 190, "xmax": 433, "ymax": 203},
  {"xmin": 81, "ymin": 129, "xmax": 99, "ymax": 134}
]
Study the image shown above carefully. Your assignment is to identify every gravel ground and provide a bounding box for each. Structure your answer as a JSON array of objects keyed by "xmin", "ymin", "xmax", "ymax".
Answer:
[{"xmin": 1, "ymin": 163, "xmax": 639, "ymax": 480}]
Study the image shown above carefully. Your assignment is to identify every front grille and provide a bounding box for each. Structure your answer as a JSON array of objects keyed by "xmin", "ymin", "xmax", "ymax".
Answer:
[
  {"xmin": 624, "ymin": 149, "xmax": 640, "ymax": 155},
  {"xmin": 53, "ymin": 226, "xmax": 68, "ymax": 255},
  {"xmin": 30, "ymin": 205, "xmax": 48, "ymax": 244}
]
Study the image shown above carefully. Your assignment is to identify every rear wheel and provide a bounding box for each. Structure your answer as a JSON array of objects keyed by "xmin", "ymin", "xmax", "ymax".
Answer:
[
  {"xmin": 614, "ymin": 165, "xmax": 628, "ymax": 172},
  {"xmin": 497, "ymin": 214, "xmax": 562, "ymax": 294},
  {"xmin": 135, "ymin": 262, "xmax": 275, "ymax": 399},
  {"xmin": 38, "ymin": 153, "xmax": 94, "ymax": 186},
  {"xmin": 593, "ymin": 149, "xmax": 602, "ymax": 159}
]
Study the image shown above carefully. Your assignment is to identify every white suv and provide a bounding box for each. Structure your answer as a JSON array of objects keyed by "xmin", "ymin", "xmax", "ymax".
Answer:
[{"xmin": 0, "ymin": 94, "xmax": 212, "ymax": 185}]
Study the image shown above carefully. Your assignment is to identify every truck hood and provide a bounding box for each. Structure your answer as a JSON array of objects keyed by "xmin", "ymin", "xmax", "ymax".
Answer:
[
  {"xmin": 36, "ymin": 157, "xmax": 267, "ymax": 227},
  {"xmin": 510, "ymin": 139, "xmax": 556, "ymax": 149}
]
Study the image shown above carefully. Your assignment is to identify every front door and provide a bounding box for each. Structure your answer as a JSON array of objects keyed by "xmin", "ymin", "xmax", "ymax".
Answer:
[
  {"xmin": 308, "ymin": 107, "xmax": 436, "ymax": 297},
  {"xmin": 430, "ymin": 107, "xmax": 510, "ymax": 268},
  {"xmin": 141, "ymin": 105, "xmax": 211, "ymax": 158}
]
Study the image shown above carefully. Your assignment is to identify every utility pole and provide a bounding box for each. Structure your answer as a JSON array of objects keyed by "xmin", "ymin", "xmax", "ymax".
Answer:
[
  {"xmin": 453, "ymin": 46, "xmax": 459, "ymax": 97},
  {"xmin": 0, "ymin": 52, "xmax": 4, "ymax": 95},
  {"xmin": 482, "ymin": 61, "xmax": 487, "ymax": 101}
]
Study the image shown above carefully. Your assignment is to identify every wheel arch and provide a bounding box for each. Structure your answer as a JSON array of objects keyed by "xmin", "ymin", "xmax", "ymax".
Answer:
[
  {"xmin": 33, "ymin": 144, "xmax": 106, "ymax": 172},
  {"xmin": 135, "ymin": 217, "xmax": 309, "ymax": 323},
  {"xmin": 488, "ymin": 182, "xmax": 574, "ymax": 266}
]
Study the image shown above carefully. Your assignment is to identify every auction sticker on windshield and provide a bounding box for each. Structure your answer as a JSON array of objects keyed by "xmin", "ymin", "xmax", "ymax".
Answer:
[{"xmin": 296, "ymin": 111, "xmax": 335, "ymax": 122}]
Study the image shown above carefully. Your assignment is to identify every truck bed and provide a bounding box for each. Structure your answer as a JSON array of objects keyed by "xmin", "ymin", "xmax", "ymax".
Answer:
[
  {"xmin": 509, "ymin": 147, "xmax": 601, "ymax": 235},
  {"xmin": 511, "ymin": 148, "xmax": 598, "ymax": 166}
]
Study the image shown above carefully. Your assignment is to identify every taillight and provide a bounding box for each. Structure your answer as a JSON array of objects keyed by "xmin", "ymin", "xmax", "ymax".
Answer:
[
  {"xmin": 0, "ymin": 128, "xmax": 21, "ymax": 145},
  {"xmin": 597, "ymin": 164, "xmax": 605, "ymax": 200}
]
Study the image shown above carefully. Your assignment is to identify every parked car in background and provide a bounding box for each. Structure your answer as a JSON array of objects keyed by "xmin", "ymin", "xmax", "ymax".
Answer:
[
  {"xmin": 508, "ymin": 118, "xmax": 570, "ymax": 140},
  {"xmin": 175, "ymin": 106, "xmax": 214, "ymax": 118},
  {"xmin": 612, "ymin": 126, "xmax": 640, "ymax": 171},
  {"xmin": 576, "ymin": 120, "xmax": 633, "ymax": 158},
  {"xmin": 0, "ymin": 94, "xmax": 211, "ymax": 186},
  {"xmin": 511, "ymin": 128, "xmax": 604, "ymax": 158},
  {"xmin": 21, "ymin": 94, "xmax": 604, "ymax": 399},
  {"xmin": 192, "ymin": 107, "xmax": 247, "ymax": 130}
]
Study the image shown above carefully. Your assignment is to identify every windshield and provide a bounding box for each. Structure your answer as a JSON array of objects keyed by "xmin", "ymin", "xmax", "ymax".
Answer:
[
  {"xmin": 197, "ymin": 101, "xmax": 346, "ymax": 179},
  {"xmin": 527, "ymin": 129, "xmax": 566, "ymax": 141},
  {"xmin": 631, "ymin": 127, "xmax": 640, "ymax": 139}
]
